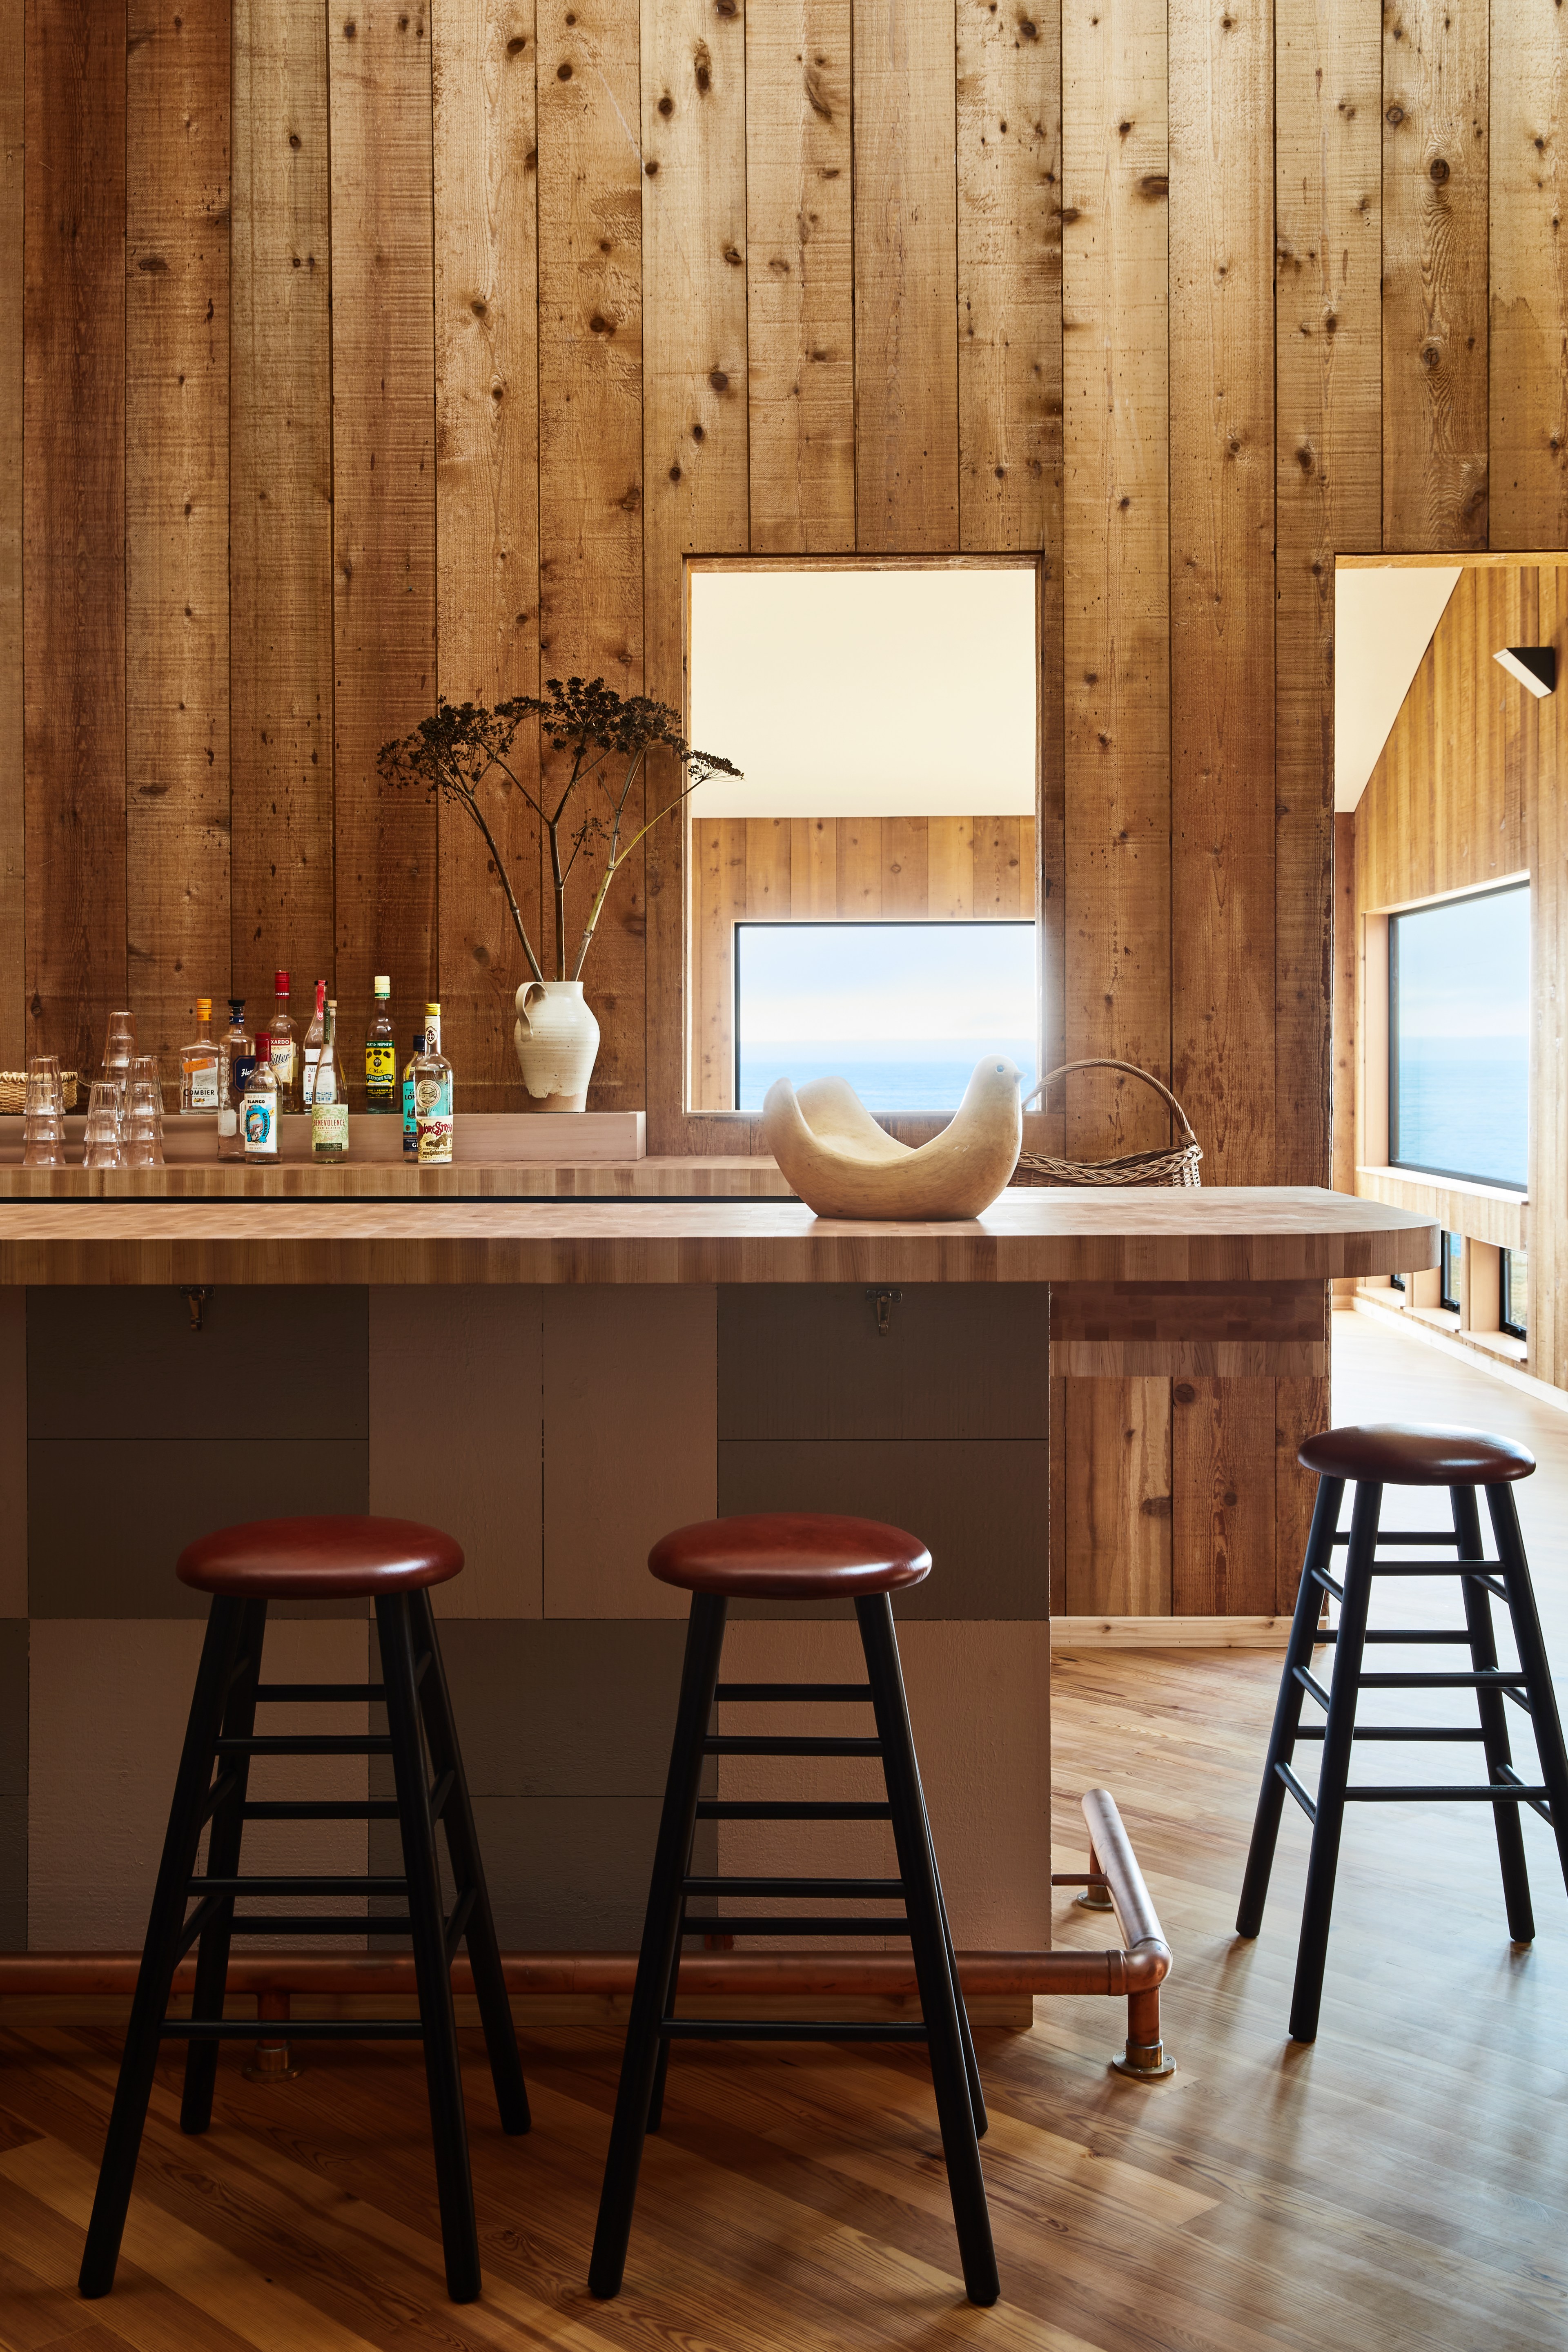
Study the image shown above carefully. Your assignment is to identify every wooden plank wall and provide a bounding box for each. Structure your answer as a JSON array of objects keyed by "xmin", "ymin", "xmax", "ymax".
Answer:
[
  {"xmin": 1353, "ymin": 558, "xmax": 1559, "ymax": 1383},
  {"xmin": 12, "ymin": 1, "xmax": 1568, "ymax": 1605},
  {"xmin": 691, "ymin": 813, "xmax": 1038, "ymax": 1110}
]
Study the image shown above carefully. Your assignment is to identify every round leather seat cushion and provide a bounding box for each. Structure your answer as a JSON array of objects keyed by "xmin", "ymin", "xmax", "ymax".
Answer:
[
  {"xmin": 177, "ymin": 1515, "xmax": 465, "ymax": 1598},
  {"xmin": 649, "ymin": 1512, "xmax": 931, "ymax": 1599},
  {"xmin": 1299, "ymin": 1422, "xmax": 1535, "ymax": 1486}
]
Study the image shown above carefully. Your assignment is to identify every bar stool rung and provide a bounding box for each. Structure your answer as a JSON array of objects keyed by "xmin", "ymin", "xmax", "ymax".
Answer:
[
  {"xmin": 687, "ymin": 1914, "xmax": 911, "ymax": 1937},
  {"xmin": 186, "ymin": 1873, "xmax": 408, "ymax": 1897},
  {"xmin": 161, "ymin": 2018, "xmax": 427, "ymax": 2042},
  {"xmin": 199, "ymin": 1770, "xmax": 239, "ymax": 1826},
  {"xmin": 1292, "ymin": 1664, "xmax": 1333, "ymax": 1711},
  {"xmin": 714, "ymin": 1682, "xmax": 873, "ymax": 1703},
  {"xmin": 1314, "ymin": 1628, "xmax": 1479, "ymax": 1645},
  {"xmin": 220, "ymin": 1913, "xmax": 416, "ymax": 1936},
  {"xmin": 241, "ymin": 1798, "xmax": 402, "ymax": 1820},
  {"xmin": 1274, "ymin": 1761, "xmax": 1319, "ymax": 1821},
  {"xmin": 1310, "ymin": 1566, "xmax": 1346, "ymax": 1601},
  {"xmin": 682, "ymin": 1874, "xmax": 905, "ymax": 1899},
  {"xmin": 429, "ymin": 1767, "xmax": 455, "ymax": 1821},
  {"xmin": 659, "ymin": 2019, "xmax": 930, "ymax": 2043},
  {"xmin": 695, "ymin": 1799, "xmax": 893, "ymax": 1821},
  {"xmin": 444, "ymin": 1885, "xmax": 477, "ymax": 1964},
  {"xmin": 702, "ymin": 1734, "xmax": 882, "ymax": 1757},
  {"xmin": 1293, "ymin": 1724, "xmax": 1486, "ymax": 1742},
  {"xmin": 1358, "ymin": 1669, "xmax": 1526, "ymax": 1688},
  {"xmin": 1331, "ymin": 1530, "xmax": 1463, "ymax": 1545},
  {"xmin": 1342, "ymin": 1784, "xmax": 1551, "ymax": 1803},
  {"xmin": 253, "ymin": 1682, "xmax": 387, "ymax": 1703},
  {"xmin": 216, "ymin": 1733, "xmax": 394, "ymax": 1755}
]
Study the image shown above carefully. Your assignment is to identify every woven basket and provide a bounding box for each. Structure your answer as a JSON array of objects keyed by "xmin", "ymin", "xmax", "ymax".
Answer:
[
  {"xmin": 0, "ymin": 1069, "xmax": 79, "ymax": 1115},
  {"xmin": 1014, "ymin": 1059, "xmax": 1202, "ymax": 1188}
]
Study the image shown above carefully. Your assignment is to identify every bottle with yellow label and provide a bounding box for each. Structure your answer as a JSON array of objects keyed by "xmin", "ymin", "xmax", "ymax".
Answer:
[
  {"xmin": 414, "ymin": 1003, "xmax": 454, "ymax": 1164},
  {"xmin": 364, "ymin": 974, "xmax": 397, "ymax": 1112}
]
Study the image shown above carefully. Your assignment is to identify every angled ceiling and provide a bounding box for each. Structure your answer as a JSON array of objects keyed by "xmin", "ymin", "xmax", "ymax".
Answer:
[{"xmin": 1334, "ymin": 565, "xmax": 1462, "ymax": 812}]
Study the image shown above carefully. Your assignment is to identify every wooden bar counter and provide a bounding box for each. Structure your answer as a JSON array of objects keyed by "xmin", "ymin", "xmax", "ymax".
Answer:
[{"xmin": 0, "ymin": 1148, "xmax": 1434, "ymax": 2027}]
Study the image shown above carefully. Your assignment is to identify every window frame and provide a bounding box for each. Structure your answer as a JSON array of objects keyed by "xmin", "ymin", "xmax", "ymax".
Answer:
[
  {"xmin": 1439, "ymin": 1230, "xmax": 1462, "ymax": 1315},
  {"xmin": 1501, "ymin": 1248, "xmax": 1528, "ymax": 1341},
  {"xmin": 731, "ymin": 914, "xmax": 1040, "ymax": 1116},
  {"xmin": 1387, "ymin": 879, "xmax": 1529, "ymax": 1193}
]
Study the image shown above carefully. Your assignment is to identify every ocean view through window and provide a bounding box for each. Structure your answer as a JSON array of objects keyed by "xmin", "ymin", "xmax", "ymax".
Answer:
[
  {"xmin": 1390, "ymin": 883, "xmax": 1529, "ymax": 1190},
  {"xmin": 734, "ymin": 921, "xmax": 1038, "ymax": 1113}
]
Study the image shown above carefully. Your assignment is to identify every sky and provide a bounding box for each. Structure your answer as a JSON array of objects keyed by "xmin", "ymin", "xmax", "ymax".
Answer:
[
  {"xmin": 1393, "ymin": 885, "xmax": 1529, "ymax": 1042},
  {"xmin": 735, "ymin": 921, "xmax": 1038, "ymax": 1053}
]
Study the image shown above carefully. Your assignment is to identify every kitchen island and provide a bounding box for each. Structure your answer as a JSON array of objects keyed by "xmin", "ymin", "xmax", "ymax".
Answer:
[{"xmin": 0, "ymin": 1166, "xmax": 1434, "ymax": 2041}]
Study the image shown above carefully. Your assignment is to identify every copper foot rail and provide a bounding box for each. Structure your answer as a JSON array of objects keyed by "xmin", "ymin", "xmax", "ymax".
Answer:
[{"xmin": 0, "ymin": 1790, "xmax": 1171, "ymax": 2083}]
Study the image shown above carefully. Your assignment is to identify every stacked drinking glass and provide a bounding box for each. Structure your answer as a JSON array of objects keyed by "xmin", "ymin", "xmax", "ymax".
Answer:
[
  {"xmin": 82, "ymin": 1081, "xmax": 123, "ymax": 1169},
  {"xmin": 122, "ymin": 1054, "xmax": 165, "ymax": 1169},
  {"xmin": 21, "ymin": 1058, "xmax": 66, "ymax": 1169}
]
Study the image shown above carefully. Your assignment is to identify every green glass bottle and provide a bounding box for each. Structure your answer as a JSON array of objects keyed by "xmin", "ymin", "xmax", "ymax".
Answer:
[{"xmin": 364, "ymin": 974, "xmax": 397, "ymax": 1112}]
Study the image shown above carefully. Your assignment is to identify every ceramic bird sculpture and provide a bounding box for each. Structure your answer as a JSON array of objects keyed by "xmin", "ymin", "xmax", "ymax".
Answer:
[{"xmin": 762, "ymin": 1057, "xmax": 1024, "ymax": 1220}]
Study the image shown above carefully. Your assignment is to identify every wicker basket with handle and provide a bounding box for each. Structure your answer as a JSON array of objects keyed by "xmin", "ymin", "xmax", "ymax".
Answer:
[
  {"xmin": 1013, "ymin": 1058, "xmax": 1202, "ymax": 1188},
  {"xmin": 0, "ymin": 1069, "xmax": 79, "ymax": 1115}
]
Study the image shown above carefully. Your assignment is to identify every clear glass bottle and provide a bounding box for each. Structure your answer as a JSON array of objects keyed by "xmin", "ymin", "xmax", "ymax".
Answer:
[
  {"xmin": 301, "ymin": 980, "xmax": 326, "ymax": 1108},
  {"xmin": 312, "ymin": 998, "xmax": 348, "ymax": 1160},
  {"xmin": 365, "ymin": 974, "xmax": 397, "ymax": 1112},
  {"xmin": 414, "ymin": 1003, "xmax": 454, "ymax": 1164},
  {"xmin": 242, "ymin": 1032, "xmax": 280, "ymax": 1162},
  {"xmin": 267, "ymin": 970, "xmax": 298, "ymax": 1112},
  {"xmin": 179, "ymin": 997, "xmax": 222, "ymax": 1115},
  {"xmin": 401, "ymin": 1028, "xmax": 426, "ymax": 1159},
  {"xmin": 218, "ymin": 998, "xmax": 253, "ymax": 1163}
]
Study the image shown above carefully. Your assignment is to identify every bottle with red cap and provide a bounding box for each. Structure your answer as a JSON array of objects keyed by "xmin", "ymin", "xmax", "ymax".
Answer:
[
  {"xmin": 242, "ymin": 1033, "xmax": 280, "ymax": 1161},
  {"xmin": 267, "ymin": 970, "xmax": 298, "ymax": 1112}
]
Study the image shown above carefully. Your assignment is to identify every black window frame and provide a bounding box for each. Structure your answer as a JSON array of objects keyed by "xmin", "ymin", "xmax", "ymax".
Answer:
[
  {"xmin": 731, "ymin": 915, "xmax": 1040, "ymax": 1115},
  {"xmin": 1439, "ymin": 1230, "xmax": 1463, "ymax": 1315},
  {"xmin": 1388, "ymin": 880, "xmax": 1529, "ymax": 1193},
  {"xmin": 1501, "ymin": 1247, "xmax": 1528, "ymax": 1341}
]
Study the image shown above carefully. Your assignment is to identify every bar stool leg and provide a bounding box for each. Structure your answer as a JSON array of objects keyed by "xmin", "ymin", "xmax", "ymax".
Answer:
[
  {"xmin": 920, "ymin": 1788, "xmax": 987, "ymax": 2137},
  {"xmin": 379, "ymin": 1593, "xmax": 481, "ymax": 2305},
  {"xmin": 1451, "ymin": 1486, "xmax": 1535, "ymax": 1942},
  {"xmin": 856, "ymin": 1595, "xmax": 998, "ymax": 2307},
  {"xmin": 80, "ymin": 1597, "xmax": 249, "ymax": 2298},
  {"xmin": 590, "ymin": 1594, "xmax": 728, "ymax": 2299},
  {"xmin": 410, "ymin": 1591, "xmax": 530, "ymax": 2136},
  {"xmin": 1488, "ymin": 1483, "xmax": 1568, "ymax": 1899},
  {"xmin": 180, "ymin": 1598, "xmax": 268, "ymax": 2134},
  {"xmin": 1289, "ymin": 1480, "xmax": 1380, "ymax": 2044},
  {"xmin": 1237, "ymin": 1474, "xmax": 1344, "ymax": 1938}
]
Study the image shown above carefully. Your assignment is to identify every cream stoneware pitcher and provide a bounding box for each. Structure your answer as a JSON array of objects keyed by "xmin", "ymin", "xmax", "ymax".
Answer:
[{"xmin": 514, "ymin": 979, "xmax": 600, "ymax": 1111}]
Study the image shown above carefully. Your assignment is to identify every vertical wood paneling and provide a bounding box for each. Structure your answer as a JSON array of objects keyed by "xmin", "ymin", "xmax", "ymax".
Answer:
[
  {"xmin": 642, "ymin": 0, "xmax": 749, "ymax": 1140},
  {"xmin": 230, "ymin": 0, "xmax": 334, "ymax": 1026},
  {"xmin": 126, "ymin": 0, "xmax": 230, "ymax": 1075},
  {"xmin": 746, "ymin": 0, "xmax": 855, "ymax": 552},
  {"xmin": 1490, "ymin": 0, "xmax": 1568, "ymax": 546},
  {"xmin": 1331, "ymin": 809, "xmax": 1356, "ymax": 1200},
  {"xmin": 1172, "ymin": 1375, "xmax": 1277, "ymax": 1614},
  {"xmin": 1275, "ymin": 0, "xmax": 1380, "ymax": 1190},
  {"xmin": 1169, "ymin": 0, "xmax": 1274, "ymax": 1185},
  {"xmin": 1063, "ymin": 1379, "xmax": 1172, "ymax": 1615},
  {"xmin": 433, "ymin": 0, "xmax": 540, "ymax": 1100},
  {"xmin": 1382, "ymin": 0, "xmax": 1488, "ymax": 549},
  {"xmin": 1532, "ymin": 566, "xmax": 1566, "ymax": 1381},
  {"xmin": 329, "ymin": 4, "xmax": 437, "ymax": 1072},
  {"xmin": 0, "ymin": 0, "xmax": 22, "ymax": 1073},
  {"xmin": 693, "ymin": 814, "xmax": 745, "ymax": 1109},
  {"xmin": 24, "ymin": 0, "xmax": 127, "ymax": 1079},
  {"xmin": 853, "ymin": 0, "xmax": 960, "ymax": 549},
  {"xmin": 536, "ymin": 0, "xmax": 643, "ymax": 1094},
  {"xmin": 1062, "ymin": 0, "xmax": 1170, "ymax": 1159}
]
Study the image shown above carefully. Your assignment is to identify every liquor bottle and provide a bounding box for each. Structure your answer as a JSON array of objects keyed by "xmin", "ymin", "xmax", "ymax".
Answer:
[
  {"xmin": 301, "ymin": 980, "xmax": 326, "ymax": 1108},
  {"xmin": 312, "ymin": 998, "xmax": 348, "ymax": 1161},
  {"xmin": 267, "ymin": 971, "xmax": 298, "ymax": 1110},
  {"xmin": 179, "ymin": 997, "xmax": 222, "ymax": 1115},
  {"xmin": 401, "ymin": 1028, "xmax": 426, "ymax": 1159},
  {"xmin": 243, "ymin": 1033, "xmax": 280, "ymax": 1162},
  {"xmin": 364, "ymin": 974, "xmax": 397, "ymax": 1112},
  {"xmin": 414, "ymin": 1003, "xmax": 454, "ymax": 1164},
  {"xmin": 218, "ymin": 998, "xmax": 253, "ymax": 1163}
]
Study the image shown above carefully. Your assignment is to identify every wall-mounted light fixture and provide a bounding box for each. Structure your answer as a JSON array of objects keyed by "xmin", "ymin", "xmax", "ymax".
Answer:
[{"xmin": 1493, "ymin": 645, "xmax": 1557, "ymax": 698}]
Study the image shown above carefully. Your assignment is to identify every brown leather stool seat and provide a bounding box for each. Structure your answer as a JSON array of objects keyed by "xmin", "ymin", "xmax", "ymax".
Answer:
[
  {"xmin": 649, "ymin": 1512, "xmax": 931, "ymax": 1600},
  {"xmin": 1298, "ymin": 1422, "xmax": 1536, "ymax": 1487},
  {"xmin": 178, "ymin": 1514, "xmax": 465, "ymax": 1599}
]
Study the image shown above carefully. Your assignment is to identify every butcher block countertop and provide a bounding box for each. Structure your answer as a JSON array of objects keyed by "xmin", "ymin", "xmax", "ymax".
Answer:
[{"xmin": 0, "ymin": 1179, "xmax": 1437, "ymax": 1286}]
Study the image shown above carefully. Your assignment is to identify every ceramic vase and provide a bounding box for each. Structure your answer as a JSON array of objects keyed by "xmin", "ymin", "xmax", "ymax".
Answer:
[{"xmin": 514, "ymin": 979, "xmax": 600, "ymax": 1111}]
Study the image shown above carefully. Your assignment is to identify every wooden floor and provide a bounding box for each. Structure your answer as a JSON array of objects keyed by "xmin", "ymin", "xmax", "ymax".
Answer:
[{"xmin": 1, "ymin": 1310, "xmax": 1565, "ymax": 2350}]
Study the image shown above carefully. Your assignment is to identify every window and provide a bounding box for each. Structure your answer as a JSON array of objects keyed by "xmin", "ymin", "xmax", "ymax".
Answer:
[
  {"xmin": 1439, "ymin": 1231, "xmax": 1463, "ymax": 1315},
  {"xmin": 1502, "ymin": 1246, "xmax": 1529, "ymax": 1340},
  {"xmin": 685, "ymin": 557, "xmax": 1041, "ymax": 1113},
  {"xmin": 1390, "ymin": 883, "xmax": 1529, "ymax": 1190},
  {"xmin": 733, "ymin": 921, "xmax": 1038, "ymax": 1113}
]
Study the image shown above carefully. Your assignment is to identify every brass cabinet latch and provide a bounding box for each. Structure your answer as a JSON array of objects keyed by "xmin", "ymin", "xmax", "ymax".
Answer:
[{"xmin": 865, "ymin": 1287, "xmax": 902, "ymax": 1338}]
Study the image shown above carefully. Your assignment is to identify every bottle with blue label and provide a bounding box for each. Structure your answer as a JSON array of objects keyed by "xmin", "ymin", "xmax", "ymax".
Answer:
[
  {"xmin": 414, "ymin": 1003, "xmax": 454, "ymax": 1165},
  {"xmin": 218, "ymin": 998, "xmax": 253, "ymax": 1163},
  {"xmin": 242, "ymin": 1032, "xmax": 279, "ymax": 1162}
]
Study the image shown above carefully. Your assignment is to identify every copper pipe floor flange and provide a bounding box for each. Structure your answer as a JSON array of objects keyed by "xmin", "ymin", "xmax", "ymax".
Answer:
[{"xmin": 1111, "ymin": 2035, "xmax": 1176, "ymax": 2082}]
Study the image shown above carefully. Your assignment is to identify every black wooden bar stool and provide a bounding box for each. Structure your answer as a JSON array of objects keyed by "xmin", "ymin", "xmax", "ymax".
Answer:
[
  {"xmin": 588, "ymin": 1511, "xmax": 998, "ymax": 2307},
  {"xmin": 78, "ymin": 1515, "xmax": 529, "ymax": 2305},
  {"xmin": 1237, "ymin": 1425, "xmax": 1568, "ymax": 2043}
]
